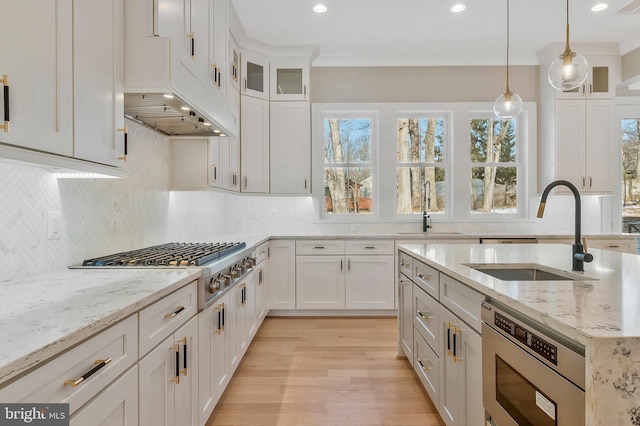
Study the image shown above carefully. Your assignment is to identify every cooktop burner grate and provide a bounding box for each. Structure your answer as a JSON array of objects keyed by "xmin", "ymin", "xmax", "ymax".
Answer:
[{"xmin": 81, "ymin": 242, "xmax": 247, "ymax": 267}]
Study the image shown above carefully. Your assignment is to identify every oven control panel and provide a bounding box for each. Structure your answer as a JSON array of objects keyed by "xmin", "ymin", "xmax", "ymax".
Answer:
[{"xmin": 494, "ymin": 312, "xmax": 557, "ymax": 365}]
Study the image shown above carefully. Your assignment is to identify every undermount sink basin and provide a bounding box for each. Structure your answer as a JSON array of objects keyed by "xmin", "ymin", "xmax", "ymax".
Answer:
[{"xmin": 465, "ymin": 263, "xmax": 593, "ymax": 281}]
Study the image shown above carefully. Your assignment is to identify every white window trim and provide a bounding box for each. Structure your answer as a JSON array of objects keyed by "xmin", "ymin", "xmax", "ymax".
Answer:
[{"xmin": 312, "ymin": 102, "xmax": 537, "ymax": 224}]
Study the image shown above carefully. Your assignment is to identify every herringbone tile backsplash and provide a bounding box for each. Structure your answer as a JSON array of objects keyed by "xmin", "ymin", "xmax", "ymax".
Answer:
[{"xmin": 0, "ymin": 121, "xmax": 176, "ymax": 282}]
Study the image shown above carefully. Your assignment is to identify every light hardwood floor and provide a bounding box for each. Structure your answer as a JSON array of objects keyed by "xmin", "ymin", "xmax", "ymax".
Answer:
[{"xmin": 206, "ymin": 317, "xmax": 445, "ymax": 426}]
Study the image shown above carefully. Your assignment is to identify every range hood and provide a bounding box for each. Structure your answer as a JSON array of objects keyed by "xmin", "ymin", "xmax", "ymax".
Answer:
[{"xmin": 124, "ymin": 93, "xmax": 226, "ymax": 137}]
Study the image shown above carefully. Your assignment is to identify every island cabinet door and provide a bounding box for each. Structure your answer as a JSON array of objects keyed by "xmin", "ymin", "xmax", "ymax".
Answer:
[
  {"xmin": 398, "ymin": 274, "xmax": 414, "ymax": 360},
  {"xmin": 438, "ymin": 305, "xmax": 483, "ymax": 426}
]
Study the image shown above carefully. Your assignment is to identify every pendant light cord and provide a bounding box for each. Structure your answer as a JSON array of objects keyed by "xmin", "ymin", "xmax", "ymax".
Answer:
[{"xmin": 505, "ymin": 0, "xmax": 510, "ymax": 93}]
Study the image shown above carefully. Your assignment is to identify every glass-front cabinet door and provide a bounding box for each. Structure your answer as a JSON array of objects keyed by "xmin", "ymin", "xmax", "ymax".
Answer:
[
  {"xmin": 270, "ymin": 58, "xmax": 310, "ymax": 101},
  {"xmin": 241, "ymin": 50, "xmax": 269, "ymax": 100}
]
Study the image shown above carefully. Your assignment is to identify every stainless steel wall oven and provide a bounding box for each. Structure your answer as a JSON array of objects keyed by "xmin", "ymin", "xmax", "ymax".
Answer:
[{"xmin": 481, "ymin": 301, "xmax": 585, "ymax": 425}]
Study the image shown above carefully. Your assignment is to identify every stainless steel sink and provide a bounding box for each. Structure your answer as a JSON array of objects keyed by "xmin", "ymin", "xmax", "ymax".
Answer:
[{"xmin": 465, "ymin": 263, "xmax": 593, "ymax": 281}]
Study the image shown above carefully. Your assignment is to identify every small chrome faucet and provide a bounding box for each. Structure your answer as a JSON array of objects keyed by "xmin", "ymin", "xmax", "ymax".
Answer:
[
  {"xmin": 422, "ymin": 181, "xmax": 432, "ymax": 232},
  {"xmin": 537, "ymin": 180, "xmax": 593, "ymax": 271}
]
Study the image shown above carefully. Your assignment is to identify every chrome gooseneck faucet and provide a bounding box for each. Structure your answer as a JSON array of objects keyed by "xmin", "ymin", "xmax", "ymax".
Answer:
[
  {"xmin": 423, "ymin": 181, "xmax": 432, "ymax": 232},
  {"xmin": 537, "ymin": 180, "xmax": 593, "ymax": 271}
]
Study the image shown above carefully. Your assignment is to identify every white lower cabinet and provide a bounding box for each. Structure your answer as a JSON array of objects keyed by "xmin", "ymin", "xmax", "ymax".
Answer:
[
  {"xmin": 296, "ymin": 239, "xmax": 395, "ymax": 311},
  {"xmin": 255, "ymin": 260, "xmax": 268, "ymax": 321},
  {"xmin": 296, "ymin": 255, "xmax": 345, "ymax": 309},
  {"xmin": 198, "ymin": 293, "xmax": 230, "ymax": 426},
  {"xmin": 138, "ymin": 315, "xmax": 199, "ymax": 426},
  {"xmin": 398, "ymin": 249, "xmax": 484, "ymax": 426},
  {"xmin": 0, "ymin": 314, "xmax": 138, "ymax": 416},
  {"xmin": 70, "ymin": 365, "xmax": 138, "ymax": 426},
  {"xmin": 398, "ymin": 274, "xmax": 413, "ymax": 359},
  {"xmin": 268, "ymin": 240, "xmax": 296, "ymax": 310},
  {"xmin": 414, "ymin": 330, "xmax": 440, "ymax": 409},
  {"xmin": 438, "ymin": 305, "xmax": 483, "ymax": 426},
  {"xmin": 346, "ymin": 255, "xmax": 395, "ymax": 309}
]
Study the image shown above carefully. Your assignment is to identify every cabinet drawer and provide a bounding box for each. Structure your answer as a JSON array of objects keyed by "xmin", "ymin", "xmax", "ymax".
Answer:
[
  {"xmin": 398, "ymin": 251, "xmax": 413, "ymax": 277},
  {"xmin": 414, "ymin": 260, "xmax": 439, "ymax": 299},
  {"xmin": 0, "ymin": 315, "xmax": 138, "ymax": 416},
  {"xmin": 346, "ymin": 239, "xmax": 394, "ymax": 255},
  {"xmin": 413, "ymin": 284, "xmax": 439, "ymax": 353},
  {"xmin": 589, "ymin": 239, "xmax": 635, "ymax": 254},
  {"xmin": 296, "ymin": 239, "xmax": 345, "ymax": 255},
  {"xmin": 255, "ymin": 241, "xmax": 269, "ymax": 263},
  {"xmin": 139, "ymin": 281, "xmax": 197, "ymax": 356},
  {"xmin": 439, "ymin": 274, "xmax": 484, "ymax": 334},
  {"xmin": 413, "ymin": 330, "xmax": 440, "ymax": 408}
]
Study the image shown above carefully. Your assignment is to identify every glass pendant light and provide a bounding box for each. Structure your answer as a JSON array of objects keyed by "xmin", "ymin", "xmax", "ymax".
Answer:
[
  {"xmin": 494, "ymin": 0, "xmax": 523, "ymax": 119},
  {"xmin": 548, "ymin": 0, "xmax": 589, "ymax": 91}
]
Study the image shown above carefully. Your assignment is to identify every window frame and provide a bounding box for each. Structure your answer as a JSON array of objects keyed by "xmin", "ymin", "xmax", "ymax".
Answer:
[{"xmin": 312, "ymin": 102, "xmax": 536, "ymax": 224}]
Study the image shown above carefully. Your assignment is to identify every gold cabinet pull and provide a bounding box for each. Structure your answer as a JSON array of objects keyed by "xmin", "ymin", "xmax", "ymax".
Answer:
[
  {"xmin": 165, "ymin": 305, "xmax": 186, "ymax": 319},
  {"xmin": 64, "ymin": 358, "xmax": 112, "ymax": 387},
  {"xmin": 1, "ymin": 74, "xmax": 9, "ymax": 132},
  {"xmin": 117, "ymin": 126, "xmax": 128, "ymax": 161},
  {"xmin": 417, "ymin": 359, "xmax": 433, "ymax": 371},
  {"xmin": 417, "ymin": 310, "xmax": 434, "ymax": 320},
  {"xmin": 169, "ymin": 346, "xmax": 180, "ymax": 384},
  {"xmin": 178, "ymin": 337, "xmax": 188, "ymax": 376}
]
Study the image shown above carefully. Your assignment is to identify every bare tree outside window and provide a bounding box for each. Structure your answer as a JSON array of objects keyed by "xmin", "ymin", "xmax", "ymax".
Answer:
[
  {"xmin": 396, "ymin": 117, "xmax": 445, "ymax": 214},
  {"xmin": 323, "ymin": 118, "xmax": 373, "ymax": 215},
  {"xmin": 470, "ymin": 117, "xmax": 518, "ymax": 214},
  {"xmin": 622, "ymin": 118, "xmax": 640, "ymax": 233}
]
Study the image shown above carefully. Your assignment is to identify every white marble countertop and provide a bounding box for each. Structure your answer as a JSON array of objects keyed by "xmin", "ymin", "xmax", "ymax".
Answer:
[
  {"xmin": 0, "ymin": 268, "xmax": 201, "ymax": 386},
  {"xmin": 398, "ymin": 242, "xmax": 640, "ymax": 425},
  {"xmin": 398, "ymin": 243, "xmax": 640, "ymax": 343}
]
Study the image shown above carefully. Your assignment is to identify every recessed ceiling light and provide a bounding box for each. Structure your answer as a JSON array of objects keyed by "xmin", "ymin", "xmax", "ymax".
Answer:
[
  {"xmin": 162, "ymin": 94, "xmax": 174, "ymax": 99},
  {"xmin": 591, "ymin": 3, "xmax": 608, "ymax": 11},
  {"xmin": 313, "ymin": 4, "xmax": 327, "ymax": 13},
  {"xmin": 213, "ymin": 129, "xmax": 221, "ymax": 134},
  {"xmin": 220, "ymin": 133, "xmax": 226, "ymax": 137},
  {"xmin": 451, "ymin": 4, "xmax": 466, "ymax": 13},
  {"xmin": 180, "ymin": 106, "xmax": 190, "ymax": 111},
  {"xmin": 203, "ymin": 122, "xmax": 211, "ymax": 126}
]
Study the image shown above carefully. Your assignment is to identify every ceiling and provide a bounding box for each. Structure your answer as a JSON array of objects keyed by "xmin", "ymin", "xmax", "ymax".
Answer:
[{"xmin": 231, "ymin": 0, "xmax": 640, "ymax": 67}]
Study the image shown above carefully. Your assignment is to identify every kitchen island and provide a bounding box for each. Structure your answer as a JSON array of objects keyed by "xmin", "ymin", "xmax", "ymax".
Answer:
[{"xmin": 398, "ymin": 242, "xmax": 640, "ymax": 425}]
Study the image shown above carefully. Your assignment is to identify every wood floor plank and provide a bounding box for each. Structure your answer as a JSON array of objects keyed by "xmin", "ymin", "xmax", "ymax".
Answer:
[{"xmin": 206, "ymin": 317, "xmax": 445, "ymax": 426}]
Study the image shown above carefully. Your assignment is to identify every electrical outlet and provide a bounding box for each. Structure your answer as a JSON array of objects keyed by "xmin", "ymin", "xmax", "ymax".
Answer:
[{"xmin": 47, "ymin": 211, "xmax": 62, "ymax": 240}]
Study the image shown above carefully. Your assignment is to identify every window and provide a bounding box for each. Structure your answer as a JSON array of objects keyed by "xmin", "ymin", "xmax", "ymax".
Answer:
[
  {"xmin": 622, "ymin": 117, "xmax": 640, "ymax": 233},
  {"xmin": 322, "ymin": 116, "xmax": 374, "ymax": 215},
  {"xmin": 396, "ymin": 116, "xmax": 446, "ymax": 214},
  {"xmin": 314, "ymin": 103, "xmax": 533, "ymax": 222},
  {"xmin": 469, "ymin": 115, "xmax": 519, "ymax": 214}
]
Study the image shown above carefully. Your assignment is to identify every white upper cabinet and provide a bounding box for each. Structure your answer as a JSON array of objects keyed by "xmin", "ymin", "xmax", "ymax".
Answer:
[
  {"xmin": 208, "ymin": 0, "xmax": 228, "ymax": 97},
  {"xmin": 125, "ymin": 0, "xmax": 238, "ymax": 136},
  {"xmin": 229, "ymin": 35, "xmax": 241, "ymax": 92},
  {"xmin": 0, "ymin": 1, "xmax": 73, "ymax": 156},
  {"xmin": 241, "ymin": 51, "xmax": 269, "ymax": 100},
  {"xmin": 1, "ymin": 0, "xmax": 127, "ymax": 169},
  {"xmin": 270, "ymin": 102, "xmax": 310, "ymax": 194},
  {"xmin": 73, "ymin": 0, "xmax": 126, "ymax": 167},
  {"xmin": 269, "ymin": 58, "xmax": 310, "ymax": 102},
  {"xmin": 240, "ymin": 96, "xmax": 270, "ymax": 193},
  {"xmin": 555, "ymin": 99, "xmax": 614, "ymax": 193}
]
